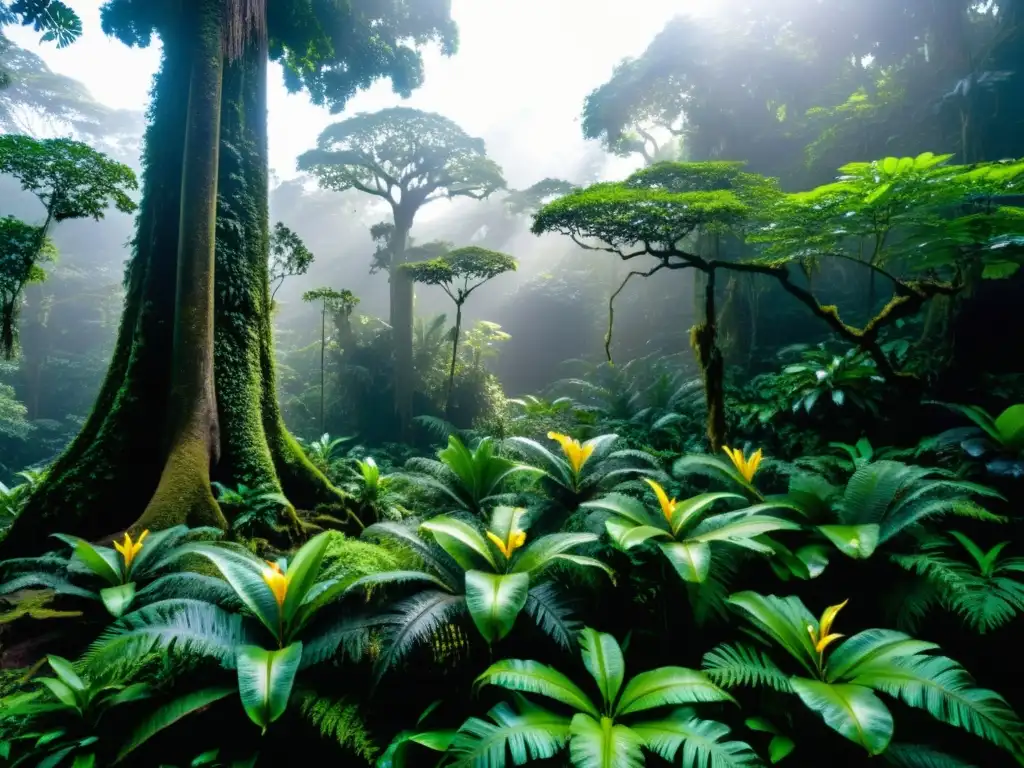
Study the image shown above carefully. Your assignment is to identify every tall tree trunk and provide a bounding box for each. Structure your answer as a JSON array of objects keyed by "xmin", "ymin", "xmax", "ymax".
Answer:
[
  {"xmin": 137, "ymin": 0, "xmax": 225, "ymax": 530},
  {"xmin": 1, "ymin": 4, "xmax": 342, "ymax": 556},
  {"xmin": 319, "ymin": 301, "xmax": 326, "ymax": 433},
  {"xmin": 445, "ymin": 301, "xmax": 462, "ymax": 417},
  {"xmin": 388, "ymin": 208, "xmax": 414, "ymax": 436}
]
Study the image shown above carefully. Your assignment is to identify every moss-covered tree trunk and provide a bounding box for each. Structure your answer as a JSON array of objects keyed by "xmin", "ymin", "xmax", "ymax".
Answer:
[
  {"xmin": 690, "ymin": 267, "xmax": 726, "ymax": 453},
  {"xmin": 1, "ymin": 6, "xmax": 340, "ymax": 557}
]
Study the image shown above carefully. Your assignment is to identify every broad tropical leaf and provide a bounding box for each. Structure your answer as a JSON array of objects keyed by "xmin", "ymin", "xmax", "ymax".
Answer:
[
  {"xmin": 790, "ymin": 677, "xmax": 893, "ymax": 755},
  {"xmin": 465, "ymin": 570, "xmax": 530, "ymax": 644},
  {"xmin": 236, "ymin": 642, "xmax": 303, "ymax": 732}
]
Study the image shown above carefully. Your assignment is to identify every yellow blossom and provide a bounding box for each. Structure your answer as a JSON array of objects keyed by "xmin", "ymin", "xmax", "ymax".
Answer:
[
  {"xmin": 723, "ymin": 446, "xmax": 763, "ymax": 483},
  {"xmin": 114, "ymin": 529, "xmax": 149, "ymax": 573},
  {"xmin": 262, "ymin": 561, "xmax": 288, "ymax": 608},
  {"xmin": 486, "ymin": 529, "xmax": 527, "ymax": 559},
  {"xmin": 548, "ymin": 432, "xmax": 595, "ymax": 475},
  {"xmin": 644, "ymin": 478, "xmax": 678, "ymax": 524},
  {"xmin": 808, "ymin": 598, "xmax": 848, "ymax": 657}
]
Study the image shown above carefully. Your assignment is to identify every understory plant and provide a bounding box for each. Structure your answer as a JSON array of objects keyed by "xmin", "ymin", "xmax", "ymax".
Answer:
[
  {"xmin": 357, "ymin": 507, "xmax": 613, "ymax": 678},
  {"xmin": 0, "ymin": 526, "xmax": 223, "ymax": 617},
  {"xmin": 448, "ymin": 627, "xmax": 757, "ymax": 766},
  {"xmin": 702, "ymin": 592, "xmax": 1024, "ymax": 761}
]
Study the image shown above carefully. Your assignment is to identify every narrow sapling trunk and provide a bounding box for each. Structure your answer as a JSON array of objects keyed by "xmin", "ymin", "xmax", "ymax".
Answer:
[
  {"xmin": 445, "ymin": 301, "xmax": 463, "ymax": 417},
  {"xmin": 691, "ymin": 267, "xmax": 726, "ymax": 453}
]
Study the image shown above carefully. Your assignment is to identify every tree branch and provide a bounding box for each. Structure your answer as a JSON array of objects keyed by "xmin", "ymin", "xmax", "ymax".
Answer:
[{"xmin": 604, "ymin": 263, "xmax": 670, "ymax": 361}]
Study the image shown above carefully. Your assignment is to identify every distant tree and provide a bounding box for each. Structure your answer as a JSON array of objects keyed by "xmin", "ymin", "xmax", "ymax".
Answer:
[
  {"xmin": 0, "ymin": 214, "xmax": 53, "ymax": 359},
  {"xmin": 303, "ymin": 287, "xmax": 358, "ymax": 435},
  {"xmin": 298, "ymin": 107, "xmax": 506, "ymax": 434},
  {"xmin": 504, "ymin": 178, "xmax": 578, "ymax": 215},
  {"xmin": 0, "ymin": 134, "xmax": 137, "ymax": 358},
  {"xmin": 403, "ymin": 246, "xmax": 517, "ymax": 415},
  {"xmin": 269, "ymin": 221, "xmax": 314, "ymax": 303}
]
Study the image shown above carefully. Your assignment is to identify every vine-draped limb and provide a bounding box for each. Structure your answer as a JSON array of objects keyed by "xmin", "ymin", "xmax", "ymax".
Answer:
[{"xmin": 603, "ymin": 263, "xmax": 670, "ymax": 362}]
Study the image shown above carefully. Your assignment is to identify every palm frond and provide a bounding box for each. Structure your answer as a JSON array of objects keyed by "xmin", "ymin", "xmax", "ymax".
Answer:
[
  {"xmin": 448, "ymin": 699, "xmax": 570, "ymax": 767},
  {"xmin": 882, "ymin": 743, "xmax": 978, "ymax": 768},
  {"xmin": 632, "ymin": 708, "xmax": 761, "ymax": 767},
  {"xmin": 133, "ymin": 573, "xmax": 242, "ymax": 610}
]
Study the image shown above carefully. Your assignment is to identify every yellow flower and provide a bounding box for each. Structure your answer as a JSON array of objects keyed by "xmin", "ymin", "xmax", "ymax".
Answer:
[
  {"xmin": 262, "ymin": 561, "xmax": 288, "ymax": 608},
  {"xmin": 487, "ymin": 529, "xmax": 527, "ymax": 560},
  {"xmin": 644, "ymin": 478, "xmax": 678, "ymax": 524},
  {"xmin": 114, "ymin": 529, "xmax": 149, "ymax": 572},
  {"xmin": 548, "ymin": 432, "xmax": 595, "ymax": 475},
  {"xmin": 808, "ymin": 598, "xmax": 848, "ymax": 656},
  {"xmin": 723, "ymin": 446, "xmax": 763, "ymax": 483}
]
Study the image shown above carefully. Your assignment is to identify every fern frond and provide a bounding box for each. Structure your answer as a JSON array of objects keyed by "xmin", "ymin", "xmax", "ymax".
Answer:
[
  {"xmin": 701, "ymin": 643, "xmax": 793, "ymax": 692},
  {"xmin": 372, "ymin": 591, "xmax": 467, "ymax": 684},
  {"xmin": 524, "ymin": 583, "xmax": 580, "ymax": 650},
  {"xmin": 295, "ymin": 689, "xmax": 378, "ymax": 761},
  {"xmin": 448, "ymin": 699, "xmax": 570, "ymax": 767},
  {"xmin": 300, "ymin": 611, "xmax": 383, "ymax": 668},
  {"xmin": 84, "ymin": 599, "xmax": 251, "ymax": 672}
]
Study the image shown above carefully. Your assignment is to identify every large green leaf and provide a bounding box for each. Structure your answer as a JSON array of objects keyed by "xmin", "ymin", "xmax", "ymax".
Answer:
[
  {"xmin": 115, "ymin": 687, "xmax": 234, "ymax": 763},
  {"xmin": 790, "ymin": 677, "xmax": 893, "ymax": 755},
  {"xmin": 179, "ymin": 544, "xmax": 280, "ymax": 638},
  {"xmin": 465, "ymin": 570, "xmax": 530, "ymax": 644},
  {"xmin": 658, "ymin": 541, "xmax": 711, "ymax": 583},
  {"xmin": 726, "ymin": 592, "xmax": 819, "ymax": 675},
  {"xmin": 46, "ymin": 655, "xmax": 85, "ymax": 693},
  {"xmin": 281, "ymin": 532, "xmax": 330, "ymax": 627},
  {"xmin": 38, "ymin": 676, "xmax": 79, "ymax": 710},
  {"xmin": 100, "ymin": 583, "xmax": 136, "ymax": 618},
  {"xmin": 579, "ymin": 628, "xmax": 624, "ymax": 711},
  {"xmin": 569, "ymin": 713, "xmax": 645, "ymax": 768},
  {"xmin": 51, "ymin": 535, "xmax": 122, "ymax": 586},
  {"xmin": 671, "ymin": 493, "xmax": 745, "ymax": 535},
  {"xmin": 582, "ymin": 493, "xmax": 656, "ymax": 527},
  {"xmin": 995, "ymin": 404, "xmax": 1024, "ymax": 451},
  {"xmin": 689, "ymin": 513, "xmax": 800, "ymax": 550},
  {"xmin": 475, "ymin": 659, "xmax": 600, "ymax": 718},
  {"xmin": 236, "ymin": 643, "xmax": 303, "ymax": 732},
  {"xmin": 825, "ymin": 630, "xmax": 939, "ymax": 683},
  {"xmin": 604, "ymin": 521, "xmax": 671, "ymax": 551},
  {"xmin": 819, "ymin": 524, "xmax": 879, "ymax": 559},
  {"xmin": 616, "ymin": 667, "xmax": 734, "ymax": 716},
  {"xmin": 511, "ymin": 533, "xmax": 600, "ymax": 575},
  {"xmin": 633, "ymin": 709, "xmax": 761, "ymax": 766},
  {"xmin": 421, "ymin": 516, "xmax": 498, "ymax": 572}
]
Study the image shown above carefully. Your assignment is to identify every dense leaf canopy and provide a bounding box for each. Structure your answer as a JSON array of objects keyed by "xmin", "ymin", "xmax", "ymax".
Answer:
[
  {"xmin": 403, "ymin": 247, "xmax": 517, "ymax": 288},
  {"xmin": 298, "ymin": 107, "xmax": 505, "ymax": 208},
  {"xmin": 0, "ymin": 134, "xmax": 137, "ymax": 222}
]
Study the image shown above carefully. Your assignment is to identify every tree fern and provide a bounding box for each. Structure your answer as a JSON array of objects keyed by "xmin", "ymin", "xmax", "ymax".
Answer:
[
  {"xmin": 295, "ymin": 689, "xmax": 378, "ymax": 761},
  {"xmin": 701, "ymin": 643, "xmax": 793, "ymax": 692}
]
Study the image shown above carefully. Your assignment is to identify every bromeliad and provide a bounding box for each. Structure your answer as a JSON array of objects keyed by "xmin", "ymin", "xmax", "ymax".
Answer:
[
  {"xmin": 262, "ymin": 560, "xmax": 289, "ymax": 608},
  {"xmin": 548, "ymin": 432, "xmax": 595, "ymax": 475},
  {"xmin": 114, "ymin": 529, "xmax": 149, "ymax": 576},
  {"xmin": 723, "ymin": 446, "xmax": 763, "ymax": 483},
  {"xmin": 486, "ymin": 528, "xmax": 527, "ymax": 559},
  {"xmin": 808, "ymin": 598, "xmax": 848, "ymax": 665},
  {"xmin": 644, "ymin": 478, "xmax": 678, "ymax": 523}
]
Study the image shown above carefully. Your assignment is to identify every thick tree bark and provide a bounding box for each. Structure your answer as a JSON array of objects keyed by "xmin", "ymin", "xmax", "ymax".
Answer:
[
  {"xmin": 137, "ymin": 0, "xmax": 225, "ymax": 531},
  {"xmin": 1, "ymin": 6, "xmax": 342, "ymax": 557}
]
